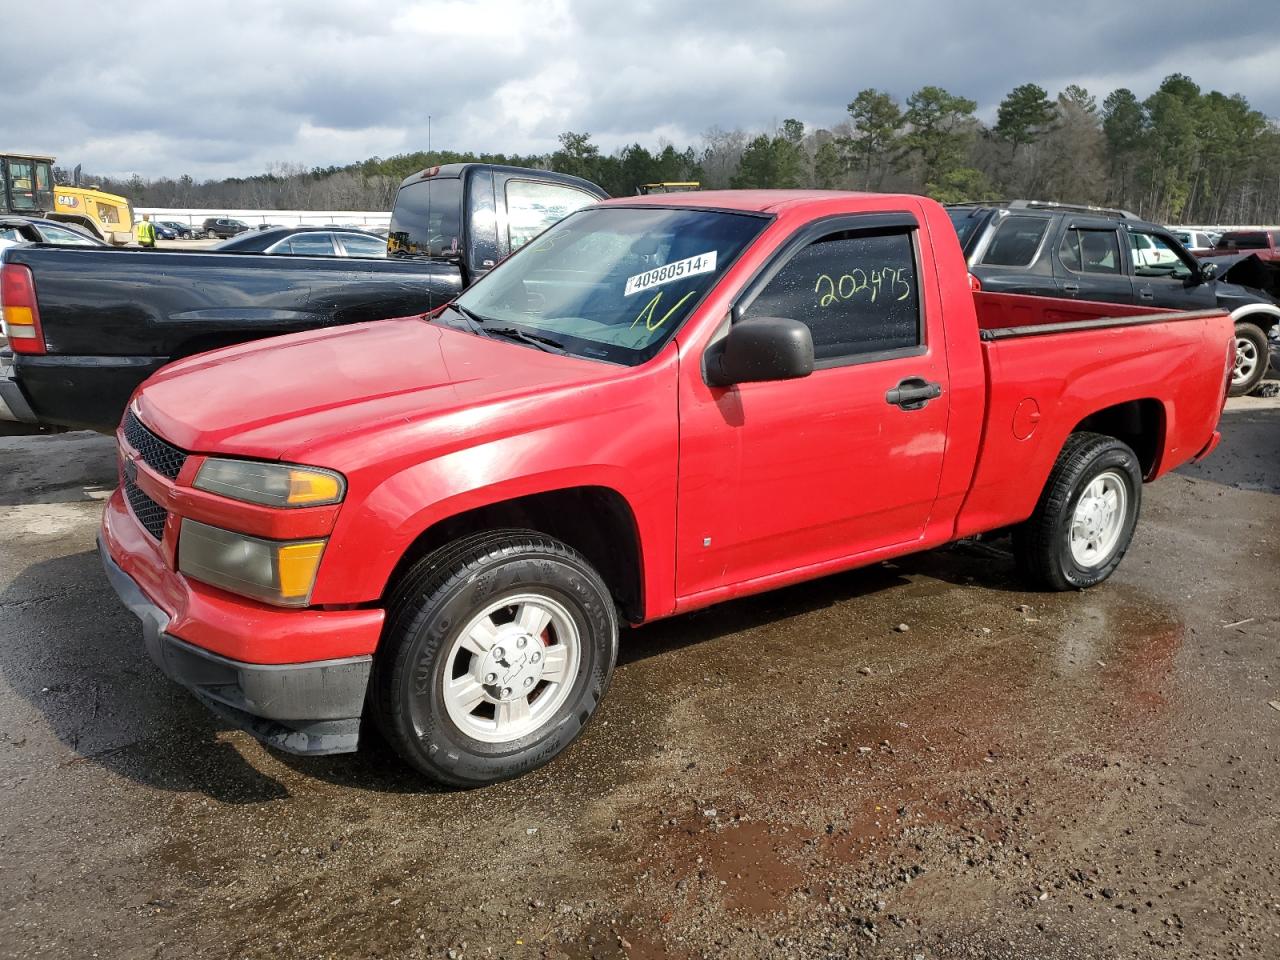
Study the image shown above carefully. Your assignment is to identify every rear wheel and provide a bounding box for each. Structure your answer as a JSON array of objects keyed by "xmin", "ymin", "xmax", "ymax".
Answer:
[
  {"xmin": 1230, "ymin": 322, "xmax": 1270, "ymax": 396},
  {"xmin": 370, "ymin": 530, "xmax": 618, "ymax": 786},
  {"xmin": 1013, "ymin": 432, "xmax": 1142, "ymax": 591}
]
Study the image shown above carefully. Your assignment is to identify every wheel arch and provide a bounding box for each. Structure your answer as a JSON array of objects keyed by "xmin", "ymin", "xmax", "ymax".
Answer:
[
  {"xmin": 1230, "ymin": 303, "xmax": 1280, "ymax": 333},
  {"xmin": 382, "ymin": 484, "xmax": 646, "ymax": 624},
  {"xmin": 1070, "ymin": 398, "xmax": 1166, "ymax": 479}
]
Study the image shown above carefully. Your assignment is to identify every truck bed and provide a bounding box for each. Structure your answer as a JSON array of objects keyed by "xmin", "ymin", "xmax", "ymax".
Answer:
[
  {"xmin": 971, "ymin": 289, "xmax": 1220, "ymax": 336},
  {"xmin": 955, "ymin": 291, "xmax": 1233, "ymax": 539},
  {"xmin": 2, "ymin": 245, "xmax": 463, "ymax": 431}
]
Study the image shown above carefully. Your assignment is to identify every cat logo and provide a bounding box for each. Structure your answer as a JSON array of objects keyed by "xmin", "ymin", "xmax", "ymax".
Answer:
[{"xmin": 56, "ymin": 195, "xmax": 79, "ymax": 208}]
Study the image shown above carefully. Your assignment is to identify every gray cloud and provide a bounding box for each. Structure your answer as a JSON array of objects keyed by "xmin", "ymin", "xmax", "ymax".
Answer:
[{"xmin": 2, "ymin": 0, "xmax": 1275, "ymax": 180}]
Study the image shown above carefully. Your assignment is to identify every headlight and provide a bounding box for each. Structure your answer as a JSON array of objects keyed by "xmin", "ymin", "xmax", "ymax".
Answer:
[
  {"xmin": 193, "ymin": 458, "xmax": 345, "ymax": 508},
  {"xmin": 178, "ymin": 519, "xmax": 326, "ymax": 607}
]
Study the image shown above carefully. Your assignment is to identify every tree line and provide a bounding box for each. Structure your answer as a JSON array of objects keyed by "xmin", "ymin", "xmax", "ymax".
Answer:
[{"xmin": 79, "ymin": 73, "xmax": 1280, "ymax": 225}]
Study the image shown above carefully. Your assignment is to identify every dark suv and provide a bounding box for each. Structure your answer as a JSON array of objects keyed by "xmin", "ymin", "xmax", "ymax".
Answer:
[
  {"xmin": 947, "ymin": 200, "xmax": 1280, "ymax": 396},
  {"xmin": 201, "ymin": 217, "xmax": 250, "ymax": 240}
]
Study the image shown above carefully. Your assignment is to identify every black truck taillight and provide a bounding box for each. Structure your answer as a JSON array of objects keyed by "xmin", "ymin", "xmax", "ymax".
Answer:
[{"xmin": 1, "ymin": 263, "xmax": 45, "ymax": 355}]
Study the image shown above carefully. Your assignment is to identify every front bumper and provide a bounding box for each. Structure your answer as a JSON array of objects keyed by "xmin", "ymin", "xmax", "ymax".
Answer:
[{"xmin": 99, "ymin": 536, "xmax": 374, "ymax": 756}]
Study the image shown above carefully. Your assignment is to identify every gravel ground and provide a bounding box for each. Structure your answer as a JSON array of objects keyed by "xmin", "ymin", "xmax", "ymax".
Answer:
[{"xmin": 0, "ymin": 396, "xmax": 1277, "ymax": 960}]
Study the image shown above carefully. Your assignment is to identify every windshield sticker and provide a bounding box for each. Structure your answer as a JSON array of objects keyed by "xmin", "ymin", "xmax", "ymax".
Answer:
[{"xmin": 624, "ymin": 250, "xmax": 717, "ymax": 297}]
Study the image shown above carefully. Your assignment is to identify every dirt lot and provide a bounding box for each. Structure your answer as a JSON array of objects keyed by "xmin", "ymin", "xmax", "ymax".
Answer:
[{"xmin": 1, "ymin": 397, "xmax": 1277, "ymax": 960}]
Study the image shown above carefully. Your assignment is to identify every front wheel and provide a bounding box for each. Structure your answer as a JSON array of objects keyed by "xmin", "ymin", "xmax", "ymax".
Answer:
[
  {"xmin": 1229, "ymin": 322, "xmax": 1270, "ymax": 397},
  {"xmin": 370, "ymin": 530, "xmax": 618, "ymax": 787},
  {"xmin": 1013, "ymin": 432, "xmax": 1143, "ymax": 591}
]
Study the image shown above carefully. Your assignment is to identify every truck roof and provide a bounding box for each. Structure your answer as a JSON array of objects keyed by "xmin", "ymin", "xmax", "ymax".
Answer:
[
  {"xmin": 601, "ymin": 189, "xmax": 916, "ymax": 214},
  {"xmin": 396, "ymin": 162, "xmax": 607, "ymax": 197}
]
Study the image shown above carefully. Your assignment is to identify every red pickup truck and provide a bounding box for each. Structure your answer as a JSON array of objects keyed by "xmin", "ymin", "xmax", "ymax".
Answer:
[
  {"xmin": 93, "ymin": 191, "xmax": 1235, "ymax": 786},
  {"xmin": 1199, "ymin": 228, "xmax": 1280, "ymax": 262}
]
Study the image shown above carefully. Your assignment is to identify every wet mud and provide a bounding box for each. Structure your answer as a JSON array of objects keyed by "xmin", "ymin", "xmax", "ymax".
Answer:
[{"xmin": 1, "ymin": 396, "xmax": 1277, "ymax": 959}]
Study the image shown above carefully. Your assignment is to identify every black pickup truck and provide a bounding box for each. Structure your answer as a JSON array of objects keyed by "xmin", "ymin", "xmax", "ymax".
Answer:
[
  {"xmin": 0, "ymin": 163, "xmax": 606, "ymax": 432},
  {"xmin": 947, "ymin": 200, "xmax": 1280, "ymax": 396}
]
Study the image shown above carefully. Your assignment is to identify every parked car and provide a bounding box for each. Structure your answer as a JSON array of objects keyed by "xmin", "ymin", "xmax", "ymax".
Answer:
[
  {"xmin": 97, "ymin": 189, "xmax": 1234, "ymax": 784},
  {"xmin": 156, "ymin": 220, "xmax": 198, "ymax": 240},
  {"xmin": 0, "ymin": 164, "xmax": 608, "ymax": 432},
  {"xmin": 947, "ymin": 200, "xmax": 1280, "ymax": 396},
  {"xmin": 0, "ymin": 215, "xmax": 104, "ymax": 248},
  {"xmin": 1172, "ymin": 229, "xmax": 1219, "ymax": 253},
  {"xmin": 151, "ymin": 222, "xmax": 179, "ymax": 241},
  {"xmin": 202, "ymin": 217, "xmax": 250, "ymax": 239},
  {"xmin": 1129, "ymin": 230, "xmax": 1181, "ymax": 269},
  {"xmin": 212, "ymin": 226, "xmax": 388, "ymax": 258},
  {"xmin": 1201, "ymin": 228, "xmax": 1280, "ymax": 262}
]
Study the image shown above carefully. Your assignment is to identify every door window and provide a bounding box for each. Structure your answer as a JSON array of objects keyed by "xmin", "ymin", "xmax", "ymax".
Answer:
[
  {"xmin": 980, "ymin": 215, "xmax": 1049, "ymax": 266},
  {"xmin": 336, "ymin": 232, "xmax": 387, "ymax": 258},
  {"xmin": 505, "ymin": 180, "xmax": 597, "ymax": 250},
  {"xmin": 1129, "ymin": 231, "xmax": 1193, "ymax": 279},
  {"xmin": 274, "ymin": 232, "xmax": 336, "ymax": 256},
  {"xmin": 741, "ymin": 229, "xmax": 921, "ymax": 363},
  {"xmin": 7, "ymin": 161, "xmax": 37, "ymax": 211},
  {"xmin": 1059, "ymin": 228, "xmax": 1121, "ymax": 274},
  {"xmin": 33, "ymin": 161, "xmax": 54, "ymax": 213}
]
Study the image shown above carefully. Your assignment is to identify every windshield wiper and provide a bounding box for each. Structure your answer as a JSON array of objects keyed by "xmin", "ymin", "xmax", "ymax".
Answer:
[
  {"xmin": 447, "ymin": 302, "xmax": 490, "ymax": 332},
  {"xmin": 481, "ymin": 327, "xmax": 567, "ymax": 353},
  {"xmin": 445, "ymin": 303, "xmax": 566, "ymax": 353}
]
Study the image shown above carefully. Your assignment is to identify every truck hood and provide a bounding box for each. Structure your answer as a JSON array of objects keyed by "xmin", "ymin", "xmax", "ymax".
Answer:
[{"xmin": 134, "ymin": 317, "xmax": 619, "ymax": 461}]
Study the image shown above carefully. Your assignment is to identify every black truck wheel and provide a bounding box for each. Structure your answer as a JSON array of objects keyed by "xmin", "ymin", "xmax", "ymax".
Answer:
[
  {"xmin": 370, "ymin": 529, "xmax": 618, "ymax": 787},
  {"xmin": 1013, "ymin": 432, "xmax": 1142, "ymax": 591},
  {"xmin": 1230, "ymin": 322, "xmax": 1270, "ymax": 397}
]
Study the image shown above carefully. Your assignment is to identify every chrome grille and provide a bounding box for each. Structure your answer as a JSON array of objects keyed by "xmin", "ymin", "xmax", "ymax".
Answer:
[{"xmin": 122, "ymin": 410, "xmax": 188, "ymax": 481}]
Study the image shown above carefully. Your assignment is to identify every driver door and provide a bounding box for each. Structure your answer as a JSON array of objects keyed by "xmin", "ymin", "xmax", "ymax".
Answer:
[
  {"xmin": 676, "ymin": 213, "xmax": 950, "ymax": 598},
  {"xmin": 1128, "ymin": 228, "xmax": 1215, "ymax": 310}
]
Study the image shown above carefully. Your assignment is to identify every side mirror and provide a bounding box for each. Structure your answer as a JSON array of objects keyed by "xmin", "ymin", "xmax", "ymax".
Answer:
[{"xmin": 705, "ymin": 316, "xmax": 815, "ymax": 387}]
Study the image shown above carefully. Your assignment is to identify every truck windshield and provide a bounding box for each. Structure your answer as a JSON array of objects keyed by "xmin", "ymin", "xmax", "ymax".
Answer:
[{"xmin": 451, "ymin": 206, "xmax": 767, "ymax": 365}]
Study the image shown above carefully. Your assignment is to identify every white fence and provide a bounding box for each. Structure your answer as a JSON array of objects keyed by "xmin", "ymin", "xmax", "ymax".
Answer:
[
  {"xmin": 135, "ymin": 208, "xmax": 391, "ymax": 230},
  {"xmin": 1170, "ymin": 224, "xmax": 1276, "ymax": 233}
]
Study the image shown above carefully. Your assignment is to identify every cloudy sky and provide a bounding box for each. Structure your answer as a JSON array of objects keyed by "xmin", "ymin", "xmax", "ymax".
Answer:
[{"xmin": 4, "ymin": 0, "xmax": 1277, "ymax": 181}]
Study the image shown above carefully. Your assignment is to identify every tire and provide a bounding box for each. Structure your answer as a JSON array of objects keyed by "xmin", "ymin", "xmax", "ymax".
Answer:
[
  {"xmin": 370, "ymin": 529, "xmax": 618, "ymax": 787},
  {"xmin": 1013, "ymin": 432, "xmax": 1143, "ymax": 591},
  {"xmin": 1230, "ymin": 322, "xmax": 1270, "ymax": 397}
]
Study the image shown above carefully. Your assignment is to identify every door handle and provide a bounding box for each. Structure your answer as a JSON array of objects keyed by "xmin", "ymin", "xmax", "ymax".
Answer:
[
  {"xmin": 1062, "ymin": 282, "xmax": 1080, "ymax": 295},
  {"xmin": 1138, "ymin": 289, "xmax": 1154, "ymax": 300},
  {"xmin": 886, "ymin": 377, "xmax": 943, "ymax": 411}
]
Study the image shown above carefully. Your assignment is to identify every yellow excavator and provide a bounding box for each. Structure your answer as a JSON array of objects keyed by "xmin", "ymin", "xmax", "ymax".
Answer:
[
  {"xmin": 1, "ymin": 152, "xmax": 134, "ymax": 245},
  {"xmin": 636, "ymin": 181, "xmax": 700, "ymax": 195}
]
